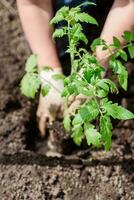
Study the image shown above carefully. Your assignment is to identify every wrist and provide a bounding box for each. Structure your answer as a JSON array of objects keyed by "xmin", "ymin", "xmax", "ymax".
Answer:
[
  {"xmin": 37, "ymin": 54, "xmax": 62, "ymax": 70},
  {"xmin": 40, "ymin": 68, "xmax": 63, "ymax": 84}
]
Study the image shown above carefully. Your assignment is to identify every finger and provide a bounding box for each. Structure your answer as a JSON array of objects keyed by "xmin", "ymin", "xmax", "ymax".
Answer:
[
  {"xmin": 65, "ymin": 99, "xmax": 81, "ymax": 115},
  {"xmin": 68, "ymin": 95, "xmax": 75, "ymax": 105},
  {"xmin": 38, "ymin": 115, "xmax": 47, "ymax": 138},
  {"xmin": 56, "ymin": 104, "xmax": 63, "ymax": 120}
]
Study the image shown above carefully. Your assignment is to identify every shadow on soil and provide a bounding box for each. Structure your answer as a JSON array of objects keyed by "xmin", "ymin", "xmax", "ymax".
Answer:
[{"xmin": 0, "ymin": 152, "xmax": 133, "ymax": 175}]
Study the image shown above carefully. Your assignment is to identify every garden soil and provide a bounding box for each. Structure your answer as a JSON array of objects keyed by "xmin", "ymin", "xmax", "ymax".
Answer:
[{"xmin": 0, "ymin": 1, "xmax": 134, "ymax": 200}]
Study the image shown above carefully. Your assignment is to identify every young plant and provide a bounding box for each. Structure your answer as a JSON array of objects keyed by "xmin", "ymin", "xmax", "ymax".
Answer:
[{"xmin": 20, "ymin": 3, "xmax": 134, "ymax": 151}]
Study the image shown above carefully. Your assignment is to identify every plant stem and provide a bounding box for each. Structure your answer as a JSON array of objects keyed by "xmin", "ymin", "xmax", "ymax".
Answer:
[
  {"xmin": 68, "ymin": 21, "xmax": 74, "ymax": 74},
  {"xmin": 99, "ymin": 42, "xmax": 134, "ymax": 64}
]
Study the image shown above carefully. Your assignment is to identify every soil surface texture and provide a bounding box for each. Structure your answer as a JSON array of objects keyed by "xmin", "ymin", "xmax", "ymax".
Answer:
[{"xmin": 0, "ymin": 1, "xmax": 134, "ymax": 200}]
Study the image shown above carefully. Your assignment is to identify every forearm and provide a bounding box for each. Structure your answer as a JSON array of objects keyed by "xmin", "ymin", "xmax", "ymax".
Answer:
[
  {"xmin": 100, "ymin": 0, "xmax": 134, "ymax": 44},
  {"xmin": 96, "ymin": 0, "xmax": 134, "ymax": 65},
  {"xmin": 17, "ymin": 0, "xmax": 61, "ymax": 68}
]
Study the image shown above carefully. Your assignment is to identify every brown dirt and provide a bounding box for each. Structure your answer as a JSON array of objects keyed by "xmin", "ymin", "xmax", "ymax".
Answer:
[{"xmin": 0, "ymin": 1, "xmax": 134, "ymax": 200}]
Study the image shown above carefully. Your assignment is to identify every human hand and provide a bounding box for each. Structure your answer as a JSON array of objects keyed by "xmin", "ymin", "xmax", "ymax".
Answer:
[
  {"xmin": 95, "ymin": 46, "xmax": 110, "ymax": 68},
  {"xmin": 65, "ymin": 94, "xmax": 89, "ymax": 116},
  {"xmin": 37, "ymin": 68, "xmax": 64, "ymax": 137}
]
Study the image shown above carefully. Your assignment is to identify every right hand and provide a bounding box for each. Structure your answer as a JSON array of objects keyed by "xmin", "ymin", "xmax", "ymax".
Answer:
[{"xmin": 37, "ymin": 68, "xmax": 64, "ymax": 137}]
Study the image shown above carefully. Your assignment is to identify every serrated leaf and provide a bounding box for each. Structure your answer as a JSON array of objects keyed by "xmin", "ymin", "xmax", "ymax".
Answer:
[
  {"xmin": 41, "ymin": 84, "xmax": 51, "ymax": 97},
  {"xmin": 75, "ymin": 13, "xmax": 98, "ymax": 25},
  {"xmin": 78, "ymin": 86, "xmax": 93, "ymax": 96},
  {"xmin": 100, "ymin": 115, "xmax": 113, "ymax": 151},
  {"xmin": 63, "ymin": 115, "xmax": 71, "ymax": 132},
  {"xmin": 71, "ymin": 23, "xmax": 88, "ymax": 44},
  {"xmin": 61, "ymin": 87, "xmax": 69, "ymax": 97},
  {"xmin": 100, "ymin": 98, "xmax": 109, "ymax": 106},
  {"xmin": 53, "ymin": 29, "xmax": 66, "ymax": 39},
  {"xmin": 84, "ymin": 124, "xmax": 101, "ymax": 147},
  {"xmin": 87, "ymin": 100, "xmax": 100, "ymax": 119},
  {"xmin": 109, "ymin": 59, "xmax": 128, "ymax": 90},
  {"xmin": 123, "ymin": 31, "xmax": 134, "ymax": 43},
  {"xmin": 96, "ymin": 88, "xmax": 108, "ymax": 98},
  {"xmin": 128, "ymin": 46, "xmax": 134, "ymax": 59},
  {"xmin": 79, "ymin": 106, "xmax": 91, "ymax": 121},
  {"xmin": 102, "ymin": 101, "xmax": 134, "ymax": 120},
  {"xmin": 62, "ymin": 83, "xmax": 78, "ymax": 97},
  {"xmin": 26, "ymin": 54, "xmax": 37, "ymax": 72},
  {"xmin": 72, "ymin": 114, "xmax": 83, "ymax": 125},
  {"xmin": 109, "ymin": 59, "xmax": 121, "ymax": 74},
  {"xmin": 118, "ymin": 68, "xmax": 128, "ymax": 91},
  {"xmin": 20, "ymin": 73, "xmax": 41, "ymax": 99},
  {"xmin": 72, "ymin": 125, "xmax": 83, "ymax": 146},
  {"xmin": 50, "ymin": 6, "xmax": 69, "ymax": 24},
  {"xmin": 118, "ymin": 50, "xmax": 128, "ymax": 61},
  {"xmin": 91, "ymin": 38, "xmax": 106, "ymax": 51},
  {"xmin": 79, "ymin": 100, "xmax": 99, "ymax": 122},
  {"xmin": 79, "ymin": 33, "xmax": 88, "ymax": 44},
  {"xmin": 101, "ymin": 79, "xmax": 118, "ymax": 93},
  {"xmin": 96, "ymin": 79, "xmax": 109, "ymax": 92},
  {"xmin": 52, "ymin": 73, "xmax": 65, "ymax": 80},
  {"xmin": 113, "ymin": 37, "xmax": 121, "ymax": 48},
  {"xmin": 50, "ymin": 14, "xmax": 64, "ymax": 24}
]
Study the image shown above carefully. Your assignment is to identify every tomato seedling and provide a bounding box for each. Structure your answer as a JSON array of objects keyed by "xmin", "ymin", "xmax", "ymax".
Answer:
[{"xmin": 20, "ymin": 3, "xmax": 134, "ymax": 150}]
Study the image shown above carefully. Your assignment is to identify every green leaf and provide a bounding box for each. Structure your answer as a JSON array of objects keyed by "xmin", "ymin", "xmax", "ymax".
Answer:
[
  {"xmin": 113, "ymin": 37, "xmax": 121, "ymax": 48},
  {"xmin": 96, "ymin": 79, "xmax": 109, "ymax": 92},
  {"xmin": 61, "ymin": 84, "xmax": 78, "ymax": 97},
  {"xmin": 118, "ymin": 50, "xmax": 128, "ymax": 61},
  {"xmin": 52, "ymin": 73, "xmax": 65, "ymax": 80},
  {"xmin": 79, "ymin": 106, "xmax": 91, "ymax": 121},
  {"xmin": 123, "ymin": 31, "xmax": 134, "ymax": 43},
  {"xmin": 50, "ymin": 14, "xmax": 64, "ymax": 24},
  {"xmin": 71, "ymin": 23, "xmax": 88, "ymax": 44},
  {"xmin": 96, "ymin": 88, "xmax": 108, "ymax": 98},
  {"xmin": 72, "ymin": 125, "xmax": 83, "ymax": 146},
  {"xmin": 118, "ymin": 68, "xmax": 128, "ymax": 91},
  {"xmin": 20, "ymin": 73, "xmax": 41, "ymax": 99},
  {"xmin": 102, "ymin": 101, "xmax": 134, "ymax": 120},
  {"xmin": 75, "ymin": 13, "xmax": 98, "ymax": 25},
  {"xmin": 109, "ymin": 59, "xmax": 128, "ymax": 90},
  {"xmin": 50, "ymin": 6, "xmax": 69, "ymax": 24},
  {"xmin": 101, "ymin": 79, "xmax": 118, "ymax": 93},
  {"xmin": 128, "ymin": 46, "xmax": 134, "ymax": 59},
  {"xmin": 77, "ymin": 86, "xmax": 93, "ymax": 96},
  {"xmin": 63, "ymin": 115, "xmax": 71, "ymax": 132},
  {"xmin": 53, "ymin": 28, "xmax": 66, "ymax": 39},
  {"xmin": 41, "ymin": 84, "xmax": 51, "ymax": 97},
  {"xmin": 96, "ymin": 79, "xmax": 109, "ymax": 97},
  {"xmin": 109, "ymin": 59, "xmax": 121, "ymax": 74},
  {"xmin": 100, "ymin": 98, "xmax": 109, "ymax": 106},
  {"xmin": 79, "ymin": 33, "xmax": 88, "ymax": 44},
  {"xmin": 87, "ymin": 100, "xmax": 100, "ymax": 119},
  {"xmin": 91, "ymin": 38, "xmax": 106, "ymax": 51},
  {"xmin": 100, "ymin": 115, "xmax": 113, "ymax": 151},
  {"xmin": 72, "ymin": 60, "xmax": 79, "ymax": 72},
  {"xmin": 84, "ymin": 124, "xmax": 101, "ymax": 147},
  {"xmin": 72, "ymin": 114, "xmax": 83, "ymax": 125},
  {"xmin": 26, "ymin": 54, "xmax": 37, "ymax": 72},
  {"xmin": 79, "ymin": 100, "xmax": 99, "ymax": 122},
  {"xmin": 61, "ymin": 87, "xmax": 69, "ymax": 97}
]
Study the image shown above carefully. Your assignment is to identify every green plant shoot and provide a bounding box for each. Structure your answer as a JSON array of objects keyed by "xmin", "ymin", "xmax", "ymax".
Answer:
[{"xmin": 20, "ymin": 3, "xmax": 134, "ymax": 151}]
